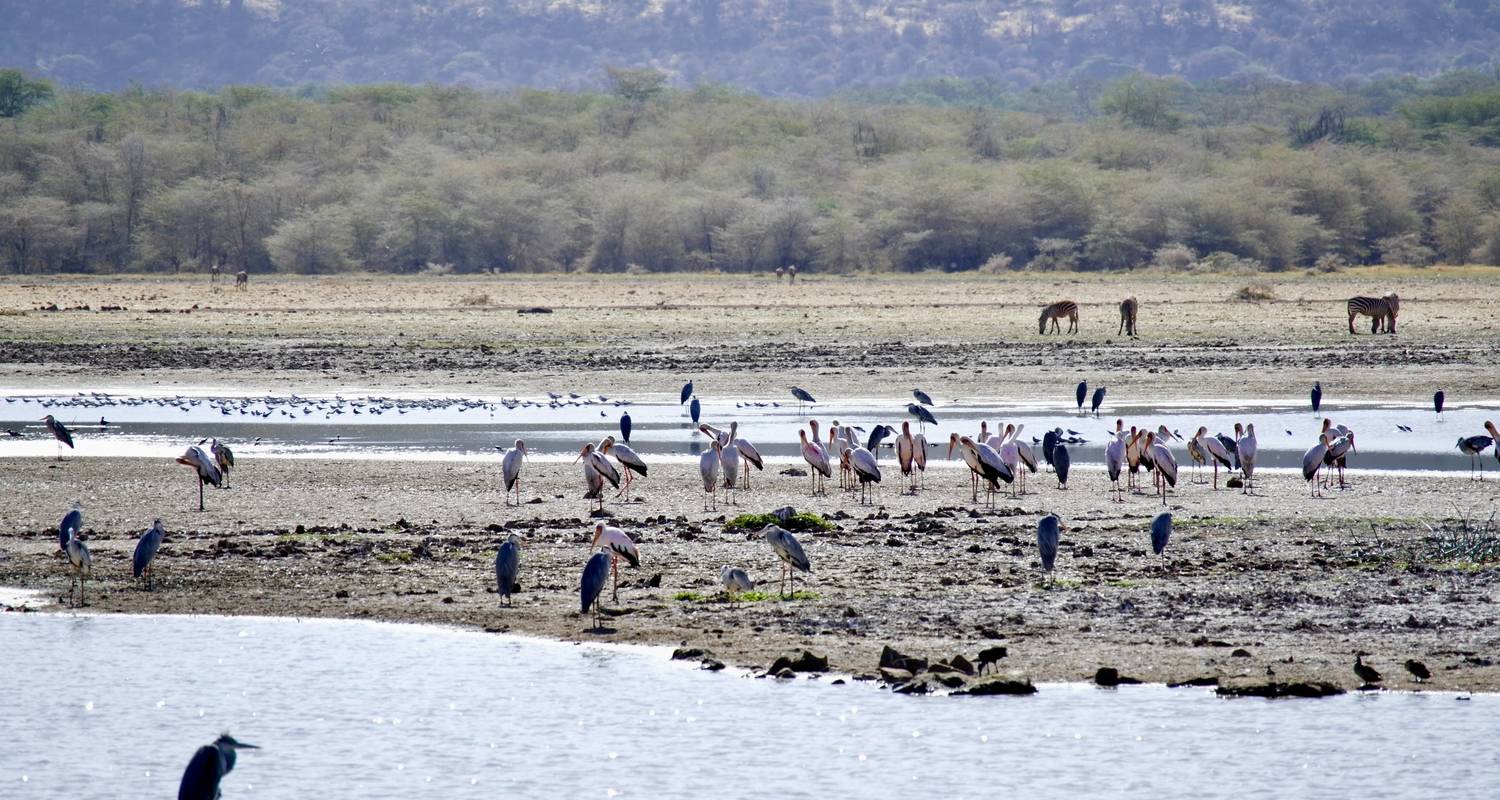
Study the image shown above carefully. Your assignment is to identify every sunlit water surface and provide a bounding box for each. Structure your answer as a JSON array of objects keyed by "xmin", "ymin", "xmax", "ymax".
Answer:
[{"xmin": 1, "ymin": 613, "xmax": 1495, "ymax": 798}]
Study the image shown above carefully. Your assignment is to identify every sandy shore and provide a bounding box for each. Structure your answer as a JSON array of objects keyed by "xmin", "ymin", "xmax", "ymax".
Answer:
[{"xmin": 3, "ymin": 454, "xmax": 1497, "ymax": 692}]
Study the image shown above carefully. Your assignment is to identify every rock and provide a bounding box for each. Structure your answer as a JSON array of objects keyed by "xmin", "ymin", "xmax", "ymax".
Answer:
[
  {"xmin": 879, "ymin": 645, "xmax": 928, "ymax": 674},
  {"xmin": 516, "ymin": 307, "xmax": 553, "ymax": 314},
  {"xmin": 1167, "ymin": 676, "xmax": 1220, "ymax": 688},
  {"xmin": 701, "ymin": 659, "xmax": 726, "ymax": 671},
  {"xmin": 946, "ymin": 654, "xmax": 976, "ymax": 675},
  {"xmin": 771, "ymin": 506, "xmax": 798, "ymax": 521},
  {"xmin": 935, "ymin": 674, "xmax": 967, "ymax": 689},
  {"xmin": 771, "ymin": 667, "xmax": 796, "ymax": 680},
  {"xmin": 954, "ymin": 676, "xmax": 1038, "ymax": 696},
  {"xmin": 646, "ymin": 573, "xmax": 662, "ymax": 588},
  {"xmin": 1226, "ymin": 476, "xmax": 1244, "ymax": 488},
  {"xmin": 334, "ymin": 589, "xmax": 350, "ymax": 599},
  {"xmin": 1231, "ymin": 648, "xmax": 1252, "ymax": 658},
  {"xmin": 589, "ymin": 508, "xmax": 614, "ymax": 519},
  {"xmin": 671, "ymin": 647, "xmax": 715, "ymax": 661},
  {"xmin": 1215, "ymin": 681, "xmax": 1345, "ymax": 699},
  {"xmin": 893, "ymin": 677, "xmax": 935, "ymax": 695},
  {"xmin": 1094, "ymin": 667, "xmax": 1142, "ymax": 687},
  {"xmin": 779, "ymin": 467, "xmax": 808, "ymax": 477},
  {"xmin": 878, "ymin": 667, "xmax": 914, "ymax": 684},
  {"xmin": 769, "ymin": 650, "xmax": 828, "ymax": 674}
]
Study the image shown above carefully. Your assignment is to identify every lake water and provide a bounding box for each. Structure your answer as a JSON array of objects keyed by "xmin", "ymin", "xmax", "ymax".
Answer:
[
  {"xmin": 1, "ymin": 612, "xmax": 1495, "ymax": 798},
  {"xmin": 0, "ymin": 390, "xmax": 1493, "ymax": 472}
]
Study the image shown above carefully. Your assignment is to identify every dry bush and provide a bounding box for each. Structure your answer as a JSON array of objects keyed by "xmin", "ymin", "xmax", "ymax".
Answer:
[
  {"xmin": 459, "ymin": 291, "xmax": 492, "ymax": 307},
  {"xmin": 977, "ymin": 253, "xmax": 1014, "ymax": 274},
  {"xmin": 1231, "ymin": 282, "xmax": 1276, "ymax": 302}
]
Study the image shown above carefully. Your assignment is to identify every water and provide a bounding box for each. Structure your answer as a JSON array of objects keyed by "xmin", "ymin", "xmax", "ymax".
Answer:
[
  {"xmin": 1, "ymin": 612, "xmax": 1495, "ymax": 798},
  {"xmin": 0, "ymin": 391, "xmax": 1492, "ymax": 472}
]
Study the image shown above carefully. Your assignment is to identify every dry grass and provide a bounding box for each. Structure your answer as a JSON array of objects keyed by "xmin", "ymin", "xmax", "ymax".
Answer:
[{"xmin": 1231, "ymin": 282, "xmax": 1276, "ymax": 302}]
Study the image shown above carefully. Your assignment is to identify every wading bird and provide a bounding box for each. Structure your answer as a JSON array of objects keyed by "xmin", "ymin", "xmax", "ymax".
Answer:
[
  {"xmin": 848, "ymin": 445, "xmax": 881, "ymax": 504},
  {"xmin": 620, "ymin": 411, "xmax": 632, "ymax": 442},
  {"xmin": 699, "ymin": 440, "xmax": 722, "ymax": 509},
  {"xmin": 720, "ymin": 565, "xmax": 754, "ymax": 602},
  {"xmin": 1325, "ymin": 432, "xmax": 1357, "ymax": 490},
  {"xmin": 1238, "ymin": 424, "xmax": 1258, "ymax": 495},
  {"xmin": 176, "ymin": 445, "xmax": 223, "ymax": 511},
  {"xmin": 913, "ymin": 431, "xmax": 929, "ymax": 490},
  {"xmin": 1053, "ymin": 443, "xmax": 1071, "ymax": 489},
  {"xmin": 729, "ymin": 421, "xmax": 764, "ymax": 489},
  {"xmin": 680, "ymin": 381, "xmax": 693, "ymax": 405},
  {"xmin": 495, "ymin": 533, "xmax": 521, "ymax": 606},
  {"xmin": 1037, "ymin": 515, "xmax": 1062, "ymax": 581},
  {"xmin": 913, "ymin": 389, "xmax": 934, "ymax": 407},
  {"xmin": 760, "ymin": 524, "xmax": 811, "ymax": 598},
  {"xmin": 1434, "ymin": 390, "xmax": 1445, "ymax": 421},
  {"xmin": 1105, "ymin": 430, "xmax": 1126, "ymax": 502},
  {"xmin": 1311, "ymin": 382, "xmax": 1323, "ymax": 415},
  {"xmin": 591, "ymin": 522, "xmax": 641, "ymax": 601},
  {"xmin": 718, "ymin": 433, "xmax": 741, "ymax": 506},
  {"xmin": 1193, "ymin": 427, "xmax": 1234, "ymax": 490},
  {"xmin": 59, "ymin": 502, "xmax": 82, "ymax": 553},
  {"xmin": 1304, "ymin": 433, "xmax": 1332, "ymax": 496},
  {"xmin": 501, "ymin": 440, "xmax": 527, "ymax": 505},
  {"xmin": 1075, "ymin": 381, "xmax": 1088, "ymax": 416},
  {"xmin": 41, "ymin": 414, "xmax": 74, "ymax": 460},
  {"xmin": 1150, "ymin": 512, "xmax": 1172, "ymax": 566},
  {"xmin": 1185, "ymin": 434, "xmax": 1207, "ymax": 484},
  {"xmin": 689, "ymin": 396, "xmax": 701, "ymax": 424},
  {"xmin": 1147, "ymin": 432, "xmax": 1178, "ymax": 506},
  {"xmin": 1090, "ymin": 386, "xmax": 1106, "ymax": 418},
  {"xmin": 600, "ymin": 436, "xmax": 648, "ymax": 500},
  {"xmin": 178, "ymin": 734, "xmax": 258, "ymax": 800},
  {"xmin": 63, "ymin": 531, "xmax": 91, "ymax": 607},
  {"xmin": 790, "ymin": 386, "xmax": 816, "ymax": 412},
  {"xmin": 799, "ymin": 428, "xmax": 831, "ymax": 496},
  {"xmin": 576, "ymin": 441, "xmax": 621, "ymax": 512},
  {"xmin": 907, "ymin": 403, "xmax": 937, "ymax": 431},
  {"xmin": 210, "ymin": 439, "xmax": 235, "ymax": 488},
  {"xmin": 132, "ymin": 519, "xmax": 166, "ymax": 590},
  {"xmin": 580, "ymin": 551, "xmax": 611, "ymax": 629},
  {"xmin": 1458, "ymin": 433, "xmax": 1493, "ymax": 481},
  {"xmin": 896, "ymin": 422, "xmax": 918, "ymax": 494}
]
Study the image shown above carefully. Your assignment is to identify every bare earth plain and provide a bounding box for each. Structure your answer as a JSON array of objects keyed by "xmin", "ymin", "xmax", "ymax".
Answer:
[{"xmin": 3, "ymin": 269, "xmax": 1500, "ymax": 693}]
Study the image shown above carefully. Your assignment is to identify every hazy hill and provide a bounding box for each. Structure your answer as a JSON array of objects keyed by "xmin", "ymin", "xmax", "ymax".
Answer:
[{"xmin": 2, "ymin": 0, "xmax": 1498, "ymax": 95}]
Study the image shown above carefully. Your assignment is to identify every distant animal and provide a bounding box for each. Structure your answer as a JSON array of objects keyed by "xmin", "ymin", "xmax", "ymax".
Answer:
[
  {"xmin": 1434, "ymin": 391, "xmax": 1445, "ymax": 420},
  {"xmin": 1311, "ymin": 382, "xmax": 1323, "ymax": 414},
  {"xmin": 1347, "ymin": 293, "xmax": 1398, "ymax": 334},
  {"xmin": 976, "ymin": 646, "xmax": 1009, "ymax": 674},
  {"xmin": 64, "ymin": 534, "xmax": 91, "ymax": 607},
  {"xmin": 1404, "ymin": 659, "xmax": 1430, "ymax": 683},
  {"xmin": 132, "ymin": 519, "xmax": 166, "ymax": 590},
  {"xmin": 210, "ymin": 264, "xmax": 221, "ymax": 283},
  {"xmin": 179, "ymin": 733, "xmax": 258, "ymax": 800},
  {"xmin": 495, "ymin": 533, "xmax": 521, "ymax": 606},
  {"xmin": 1052, "ymin": 443, "xmax": 1071, "ymax": 488},
  {"xmin": 1090, "ymin": 386, "xmax": 1106, "ymax": 418},
  {"xmin": 787, "ymin": 264, "xmax": 798, "ymax": 283},
  {"xmin": 1354, "ymin": 654, "xmax": 1383, "ymax": 686},
  {"xmin": 1074, "ymin": 381, "xmax": 1087, "ymax": 415},
  {"xmin": 1036, "ymin": 514, "xmax": 1062, "ymax": 577},
  {"xmin": 775, "ymin": 267, "xmax": 785, "ymax": 281},
  {"xmin": 1038, "ymin": 301, "xmax": 1079, "ymax": 335},
  {"xmin": 41, "ymin": 414, "xmax": 74, "ymax": 459},
  {"xmin": 235, "ymin": 270, "xmax": 248, "ymax": 290},
  {"xmin": 912, "ymin": 389, "xmax": 934, "ymax": 407},
  {"xmin": 1118, "ymin": 297, "xmax": 1138, "ymax": 337},
  {"xmin": 680, "ymin": 381, "xmax": 693, "ymax": 405},
  {"xmin": 1150, "ymin": 512, "xmax": 1172, "ymax": 558}
]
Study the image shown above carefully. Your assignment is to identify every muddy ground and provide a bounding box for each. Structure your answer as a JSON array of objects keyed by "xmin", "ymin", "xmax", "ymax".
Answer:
[{"xmin": 2, "ymin": 455, "xmax": 1498, "ymax": 693}]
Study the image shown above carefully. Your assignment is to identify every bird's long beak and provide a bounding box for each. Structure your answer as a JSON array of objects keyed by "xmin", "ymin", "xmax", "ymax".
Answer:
[{"xmin": 573, "ymin": 446, "xmax": 587, "ymax": 463}]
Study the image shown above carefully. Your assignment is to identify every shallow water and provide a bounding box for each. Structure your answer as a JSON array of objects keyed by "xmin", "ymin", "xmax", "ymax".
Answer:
[
  {"xmin": 0, "ymin": 391, "xmax": 1492, "ymax": 472},
  {"xmin": 1, "ymin": 613, "xmax": 1496, "ymax": 799}
]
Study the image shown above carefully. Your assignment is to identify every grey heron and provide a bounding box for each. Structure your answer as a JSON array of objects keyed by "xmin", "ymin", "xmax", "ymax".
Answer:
[
  {"xmin": 1036, "ymin": 515, "xmax": 1061, "ymax": 581},
  {"xmin": 799, "ymin": 429, "xmax": 831, "ymax": 496},
  {"xmin": 1053, "ymin": 443, "xmax": 1071, "ymax": 489},
  {"xmin": 1075, "ymin": 381, "xmax": 1087, "ymax": 416},
  {"xmin": 132, "ymin": 519, "xmax": 166, "ymax": 590},
  {"xmin": 760, "ymin": 524, "xmax": 811, "ymax": 598},
  {"xmin": 912, "ymin": 389, "xmax": 934, "ymax": 406},
  {"xmin": 680, "ymin": 381, "xmax": 693, "ymax": 405},
  {"xmin": 907, "ymin": 403, "xmax": 937, "ymax": 431},
  {"xmin": 178, "ymin": 733, "xmax": 258, "ymax": 800},
  {"xmin": 620, "ymin": 411, "xmax": 632, "ymax": 442},
  {"xmin": 501, "ymin": 440, "xmax": 527, "ymax": 505},
  {"xmin": 580, "ymin": 551, "xmax": 611, "ymax": 629},
  {"xmin": 41, "ymin": 414, "xmax": 74, "ymax": 460},
  {"xmin": 59, "ymin": 503, "xmax": 82, "ymax": 552},
  {"xmin": 720, "ymin": 565, "xmax": 754, "ymax": 603},
  {"xmin": 1090, "ymin": 386, "xmax": 1106, "ymax": 417},
  {"xmin": 1458, "ymin": 434, "xmax": 1493, "ymax": 480},
  {"xmin": 176, "ymin": 445, "xmax": 223, "ymax": 511},
  {"xmin": 495, "ymin": 533, "xmax": 521, "ymax": 606},
  {"xmin": 63, "ymin": 533, "xmax": 91, "ymax": 607},
  {"xmin": 790, "ymin": 386, "xmax": 816, "ymax": 413},
  {"xmin": 1150, "ymin": 512, "xmax": 1172, "ymax": 564},
  {"xmin": 592, "ymin": 522, "xmax": 641, "ymax": 601}
]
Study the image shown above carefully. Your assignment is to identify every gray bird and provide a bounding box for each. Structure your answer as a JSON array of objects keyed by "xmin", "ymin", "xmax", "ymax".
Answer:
[
  {"xmin": 580, "ymin": 550, "xmax": 611, "ymax": 628},
  {"xmin": 63, "ymin": 534, "xmax": 91, "ymax": 608},
  {"xmin": 1037, "ymin": 515, "xmax": 1062, "ymax": 579},
  {"xmin": 790, "ymin": 386, "xmax": 816, "ymax": 412},
  {"xmin": 58, "ymin": 503, "xmax": 82, "ymax": 552},
  {"xmin": 495, "ymin": 533, "xmax": 521, "ymax": 606},
  {"xmin": 720, "ymin": 565, "xmax": 754, "ymax": 602},
  {"xmin": 1150, "ymin": 512, "xmax": 1172, "ymax": 560},
  {"xmin": 1090, "ymin": 387, "xmax": 1106, "ymax": 417},
  {"xmin": 41, "ymin": 414, "xmax": 74, "ymax": 459},
  {"xmin": 912, "ymin": 389, "xmax": 934, "ymax": 406},
  {"xmin": 179, "ymin": 733, "xmax": 258, "ymax": 800},
  {"xmin": 176, "ymin": 445, "xmax": 223, "ymax": 511},
  {"xmin": 132, "ymin": 519, "xmax": 166, "ymax": 590},
  {"xmin": 760, "ymin": 524, "xmax": 811, "ymax": 598},
  {"xmin": 1053, "ymin": 443, "xmax": 1071, "ymax": 488},
  {"xmin": 1075, "ymin": 381, "xmax": 1087, "ymax": 415}
]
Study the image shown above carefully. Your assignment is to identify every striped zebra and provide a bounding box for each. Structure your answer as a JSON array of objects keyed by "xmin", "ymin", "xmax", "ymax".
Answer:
[
  {"xmin": 1038, "ymin": 300, "xmax": 1079, "ymax": 334},
  {"xmin": 1347, "ymin": 293, "xmax": 1398, "ymax": 334},
  {"xmin": 1118, "ymin": 296, "xmax": 1138, "ymax": 337}
]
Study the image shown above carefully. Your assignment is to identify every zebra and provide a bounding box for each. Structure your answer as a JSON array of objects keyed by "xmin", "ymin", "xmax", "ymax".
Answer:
[
  {"xmin": 235, "ymin": 270, "xmax": 249, "ymax": 290},
  {"xmin": 1347, "ymin": 293, "xmax": 1397, "ymax": 334},
  {"xmin": 1038, "ymin": 301, "xmax": 1079, "ymax": 334},
  {"xmin": 1118, "ymin": 297, "xmax": 1138, "ymax": 337}
]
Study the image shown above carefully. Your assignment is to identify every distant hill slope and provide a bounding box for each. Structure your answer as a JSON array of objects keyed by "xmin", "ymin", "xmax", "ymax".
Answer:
[{"xmin": 2, "ymin": 0, "xmax": 1498, "ymax": 94}]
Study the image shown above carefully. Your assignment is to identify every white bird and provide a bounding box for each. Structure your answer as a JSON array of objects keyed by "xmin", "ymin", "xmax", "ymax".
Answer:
[
  {"xmin": 1237, "ymin": 423, "xmax": 1258, "ymax": 494},
  {"xmin": 826, "ymin": 420, "xmax": 852, "ymax": 490},
  {"xmin": 896, "ymin": 421, "xmax": 918, "ymax": 494},
  {"xmin": 1303, "ymin": 433, "xmax": 1331, "ymax": 497},
  {"xmin": 1147, "ymin": 432, "xmax": 1177, "ymax": 506},
  {"xmin": 799, "ymin": 428, "xmax": 832, "ymax": 496},
  {"xmin": 728, "ymin": 421, "xmax": 764, "ymax": 489},
  {"xmin": 718, "ymin": 434, "xmax": 741, "ymax": 505},
  {"xmin": 699, "ymin": 440, "xmax": 722, "ymax": 510},
  {"xmin": 501, "ymin": 439, "xmax": 527, "ymax": 505},
  {"xmin": 698, "ymin": 423, "xmax": 730, "ymax": 447},
  {"xmin": 576, "ymin": 442, "xmax": 621, "ymax": 512},
  {"xmin": 1105, "ymin": 429, "xmax": 1126, "ymax": 503},
  {"xmin": 64, "ymin": 534, "xmax": 91, "ymax": 608},
  {"xmin": 912, "ymin": 432, "xmax": 929, "ymax": 490},
  {"xmin": 1193, "ymin": 426, "xmax": 1234, "ymax": 490},
  {"xmin": 175, "ymin": 445, "xmax": 222, "ymax": 512},
  {"xmin": 592, "ymin": 522, "xmax": 641, "ymax": 601},
  {"xmin": 760, "ymin": 524, "xmax": 811, "ymax": 598},
  {"xmin": 600, "ymin": 436, "xmax": 647, "ymax": 500},
  {"xmin": 848, "ymin": 445, "xmax": 881, "ymax": 504}
]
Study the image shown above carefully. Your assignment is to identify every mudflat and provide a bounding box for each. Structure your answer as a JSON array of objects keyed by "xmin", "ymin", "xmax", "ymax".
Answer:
[{"xmin": 2, "ymin": 269, "xmax": 1498, "ymax": 692}]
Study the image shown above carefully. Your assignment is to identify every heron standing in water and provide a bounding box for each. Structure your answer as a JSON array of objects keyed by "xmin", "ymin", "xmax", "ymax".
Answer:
[
  {"xmin": 178, "ymin": 733, "xmax": 258, "ymax": 800},
  {"xmin": 580, "ymin": 550, "xmax": 612, "ymax": 629},
  {"xmin": 132, "ymin": 519, "xmax": 166, "ymax": 590},
  {"xmin": 41, "ymin": 414, "xmax": 74, "ymax": 460}
]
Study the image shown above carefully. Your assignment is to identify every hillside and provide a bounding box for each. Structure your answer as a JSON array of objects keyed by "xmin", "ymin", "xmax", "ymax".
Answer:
[{"xmin": 2, "ymin": 1, "xmax": 1498, "ymax": 95}]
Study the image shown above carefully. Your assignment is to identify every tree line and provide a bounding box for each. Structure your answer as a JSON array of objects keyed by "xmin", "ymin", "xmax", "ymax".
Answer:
[{"xmin": 1, "ymin": 69, "xmax": 1499, "ymax": 276}]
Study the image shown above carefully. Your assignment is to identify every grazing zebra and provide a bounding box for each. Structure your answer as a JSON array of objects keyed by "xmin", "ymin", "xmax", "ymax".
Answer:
[
  {"xmin": 235, "ymin": 270, "xmax": 249, "ymax": 290},
  {"xmin": 1118, "ymin": 297, "xmax": 1138, "ymax": 337},
  {"xmin": 1038, "ymin": 301, "xmax": 1079, "ymax": 334},
  {"xmin": 1347, "ymin": 293, "xmax": 1398, "ymax": 334}
]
